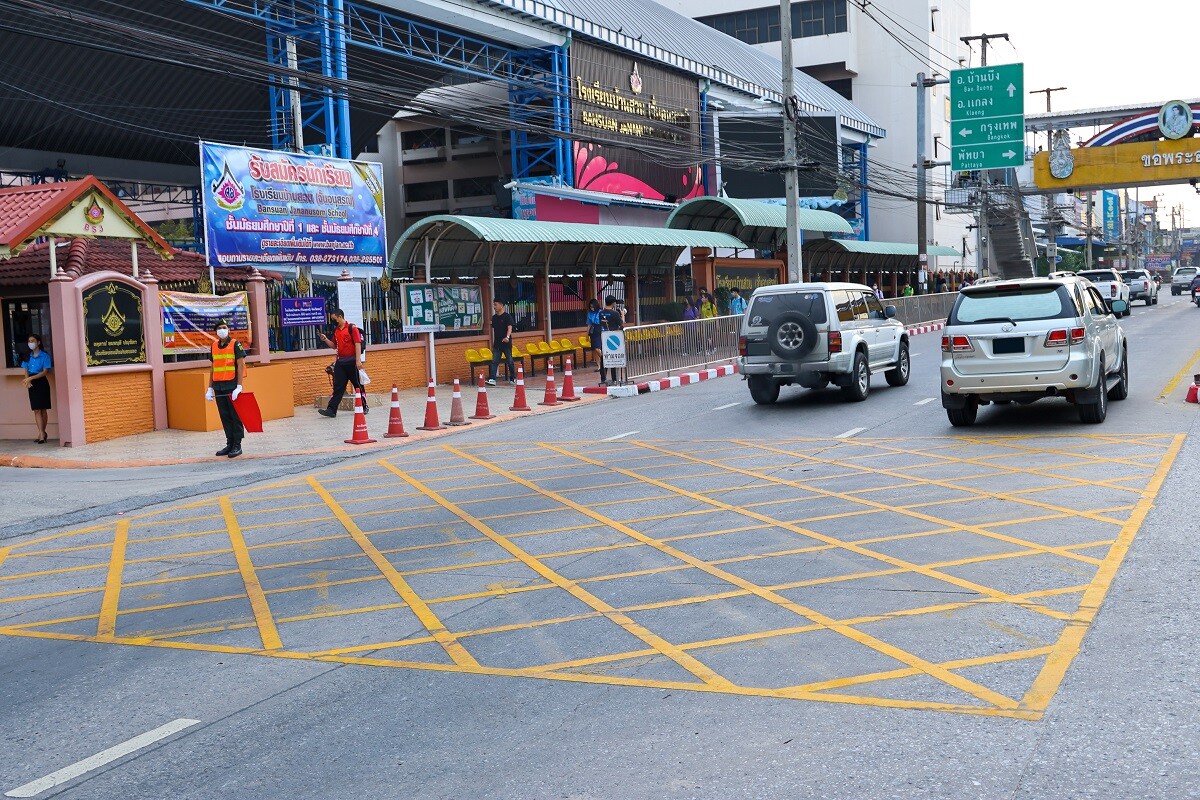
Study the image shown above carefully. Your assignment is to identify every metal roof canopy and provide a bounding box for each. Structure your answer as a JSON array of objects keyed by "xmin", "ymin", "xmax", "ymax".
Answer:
[
  {"xmin": 665, "ymin": 196, "xmax": 853, "ymax": 250},
  {"xmin": 390, "ymin": 215, "xmax": 749, "ymax": 279},
  {"xmin": 802, "ymin": 239, "xmax": 961, "ymax": 275}
]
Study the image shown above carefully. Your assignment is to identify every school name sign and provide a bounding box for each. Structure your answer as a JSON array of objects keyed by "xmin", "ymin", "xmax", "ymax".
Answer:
[{"xmin": 201, "ymin": 142, "xmax": 387, "ymax": 269}]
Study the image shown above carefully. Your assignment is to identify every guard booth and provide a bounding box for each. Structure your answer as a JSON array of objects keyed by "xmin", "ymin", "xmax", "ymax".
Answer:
[{"xmin": 0, "ymin": 177, "xmax": 282, "ymax": 445}]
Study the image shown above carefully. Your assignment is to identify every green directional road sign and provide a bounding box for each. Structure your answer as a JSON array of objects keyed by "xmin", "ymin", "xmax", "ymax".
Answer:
[
  {"xmin": 951, "ymin": 142, "xmax": 1025, "ymax": 172},
  {"xmin": 950, "ymin": 63, "xmax": 1024, "ymax": 171}
]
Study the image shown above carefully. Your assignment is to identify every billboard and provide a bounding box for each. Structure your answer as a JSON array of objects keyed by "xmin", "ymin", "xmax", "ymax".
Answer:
[
  {"xmin": 570, "ymin": 42, "xmax": 703, "ymax": 201},
  {"xmin": 161, "ymin": 291, "xmax": 251, "ymax": 354},
  {"xmin": 1102, "ymin": 191, "xmax": 1120, "ymax": 242},
  {"xmin": 200, "ymin": 142, "xmax": 386, "ymax": 270},
  {"xmin": 401, "ymin": 284, "xmax": 485, "ymax": 333}
]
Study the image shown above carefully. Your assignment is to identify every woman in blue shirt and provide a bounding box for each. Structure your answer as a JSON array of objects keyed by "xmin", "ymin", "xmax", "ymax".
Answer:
[
  {"xmin": 21, "ymin": 333, "xmax": 52, "ymax": 443},
  {"xmin": 585, "ymin": 299, "xmax": 603, "ymax": 371}
]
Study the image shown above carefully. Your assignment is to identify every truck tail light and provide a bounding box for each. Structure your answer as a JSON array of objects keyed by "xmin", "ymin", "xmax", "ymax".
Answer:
[
  {"xmin": 942, "ymin": 334, "xmax": 973, "ymax": 352},
  {"xmin": 1110, "ymin": 284, "xmax": 1117, "ymax": 297},
  {"xmin": 828, "ymin": 331, "xmax": 842, "ymax": 353},
  {"xmin": 738, "ymin": 336, "xmax": 747, "ymax": 356}
]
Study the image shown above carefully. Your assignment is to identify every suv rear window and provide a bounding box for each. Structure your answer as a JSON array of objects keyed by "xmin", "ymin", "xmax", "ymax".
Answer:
[
  {"xmin": 746, "ymin": 292, "xmax": 828, "ymax": 327},
  {"xmin": 1079, "ymin": 271, "xmax": 1116, "ymax": 281},
  {"xmin": 951, "ymin": 286, "xmax": 1074, "ymax": 325}
]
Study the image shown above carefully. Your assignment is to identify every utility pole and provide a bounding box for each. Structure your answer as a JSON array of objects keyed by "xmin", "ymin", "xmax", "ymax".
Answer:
[
  {"xmin": 915, "ymin": 72, "xmax": 949, "ymax": 283},
  {"xmin": 960, "ymin": 33, "xmax": 1010, "ymax": 278},
  {"xmin": 1029, "ymin": 86, "xmax": 1066, "ymax": 152},
  {"xmin": 1085, "ymin": 192, "xmax": 1094, "ymax": 268},
  {"xmin": 779, "ymin": 0, "xmax": 803, "ymax": 282}
]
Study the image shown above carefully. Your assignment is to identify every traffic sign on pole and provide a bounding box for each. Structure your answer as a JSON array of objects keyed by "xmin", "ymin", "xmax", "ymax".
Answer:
[{"xmin": 950, "ymin": 63, "xmax": 1025, "ymax": 171}]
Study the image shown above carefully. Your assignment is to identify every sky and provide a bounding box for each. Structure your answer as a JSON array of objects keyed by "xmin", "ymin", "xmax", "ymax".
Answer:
[{"xmin": 972, "ymin": 0, "xmax": 1199, "ymax": 231}]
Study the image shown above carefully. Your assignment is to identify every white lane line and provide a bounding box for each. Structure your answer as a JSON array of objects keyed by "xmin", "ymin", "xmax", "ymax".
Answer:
[
  {"xmin": 915, "ymin": 397, "xmax": 937, "ymax": 406},
  {"xmin": 602, "ymin": 430, "xmax": 639, "ymax": 441},
  {"xmin": 712, "ymin": 402, "xmax": 742, "ymax": 411},
  {"xmin": 6, "ymin": 719, "xmax": 200, "ymax": 798},
  {"xmin": 835, "ymin": 427, "xmax": 866, "ymax": 439}
]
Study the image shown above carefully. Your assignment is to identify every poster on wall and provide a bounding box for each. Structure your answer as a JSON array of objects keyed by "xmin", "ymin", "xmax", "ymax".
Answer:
[
  {"xmin": 200, "ymin": 141, "xmax": 387, "ymax": 270},
  {"xmin": 570, "ymin": 41, "xmax": 703, "ymax": 202},
  {"xmin": 401, "ymin": 284, "xmax": 485, "ymax": 333},
  {"xmin": 280, "ymin": 297, "xmax": 327, "ymax": 327},
  {"xmin": 336, "ymin": 280, "xmax": 365, "ymax": 330},
  {"xmin": 161, "ymin": 291, "xmax": 251, "ymax": 354},
  {"xmin": 81, "ymin": 281, "xmax": 146, "ymax": 367}
]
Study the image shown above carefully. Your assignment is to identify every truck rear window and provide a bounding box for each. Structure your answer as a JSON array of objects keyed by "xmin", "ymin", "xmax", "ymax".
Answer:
[
  {"xmin": 1079, "ymin": 271, "xmax": 1116, "ymax": 281},
  {"xmin": 951, "ymin": 286, "xmax": 1073, "ymax": 325},
  {"xmin": 746, "ymin": 292, "xmax": 828, "ymax": 327},
  {"xmin": 1121, "ymin": 271, "xmax": 1144, "ymax": 281}
]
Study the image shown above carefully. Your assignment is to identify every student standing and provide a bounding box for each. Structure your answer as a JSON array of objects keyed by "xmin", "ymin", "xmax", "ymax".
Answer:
[
  {"xmin": 487, "ymin": 300, "xmax": 515, "ymax": 385},
  {"xmin": 205, "ymin": 320, "xmax": 245, "ymax": 457},
  {"xmin": 728, "ymin": 287, "xmax": 747, "ymax": 315},
  {"xmin": 699, "ymin": 293, "xmax": 718, "ymax": 319},
  {"xmin": 20, "ymin": 333, "xmax": 52, "ymax": 444},
  {"xmin": 317, "ymin": 307, "xmax": 368, "ymax": 417},
  {"xmin": 586, "ymin": 299, "xmax": 603, "ymax": 371},
  {"xmin": 599, "ymin": 295, "xmax": 624, "ymax": 385}
]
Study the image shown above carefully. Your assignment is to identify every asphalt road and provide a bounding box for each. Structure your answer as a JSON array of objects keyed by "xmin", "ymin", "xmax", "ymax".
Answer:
[{"xmin": 2, "ymin": 294, "xmax": 1199, "ymax": 800}]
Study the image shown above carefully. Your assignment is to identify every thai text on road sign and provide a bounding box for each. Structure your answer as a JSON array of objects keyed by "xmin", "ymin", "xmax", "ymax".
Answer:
[
  {"xmin": 950, "ymin": 63, "xmax": 1025, "ymax": 171},
  {"xmin": 601, "ymin": 331, "xmax": 626, "ymax": 368}
]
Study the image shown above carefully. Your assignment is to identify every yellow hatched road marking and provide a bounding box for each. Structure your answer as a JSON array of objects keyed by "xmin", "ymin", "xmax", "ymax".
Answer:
[
  {"xmin": 378, "ymin": 459, "xmax": 737, "ymax": 691},
  {"xmin": 96, "ymin": 520, "xmax": 130, "ymax": 638},
  {"xmin": 220, "ymin": 497, "xmax": 282, "ymax": 651},
  {"xmin": 1158, "ymin": 345, "xmax": 1200, "ymax": 400},
  {"xmin": 306, "ymin": 475, "xmax": 478, "ymax": 668},
  {"xmin": 457, "ymin": 445, "xmax": 1021, "ymax": 711}
]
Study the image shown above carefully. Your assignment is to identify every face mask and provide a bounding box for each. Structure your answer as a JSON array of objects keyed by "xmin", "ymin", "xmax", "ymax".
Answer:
[
  {"xmin": 28, "ymin": 342, "xmax": 37, "ymax": 350},
  {"xmin": 216, "ymin": 329, "xmax": 229, "ymax": 339}
]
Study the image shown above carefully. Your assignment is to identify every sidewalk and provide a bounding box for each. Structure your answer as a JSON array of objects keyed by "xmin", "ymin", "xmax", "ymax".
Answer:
[{"xmin": 0, "ymin": 373, "xmax": 602, "ymax": 468}]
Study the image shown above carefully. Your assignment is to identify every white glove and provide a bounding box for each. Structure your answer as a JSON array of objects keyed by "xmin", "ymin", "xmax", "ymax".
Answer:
[
  {"xmin": 231, "ymin": 385, "xmax": 242, "ymax": 401},
  {"xmin": 205, "ymin": 387, "xmax": 215, "ymax": 402}
]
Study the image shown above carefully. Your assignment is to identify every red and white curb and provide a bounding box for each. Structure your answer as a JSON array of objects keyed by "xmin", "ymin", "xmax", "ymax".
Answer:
[
  {"xmin": 583, "ymin": 363, "xmax": 739, "ymax": 397},
  {"xmin": 906, "ymin": 321, "xmax": 945, "ymax": 336}
]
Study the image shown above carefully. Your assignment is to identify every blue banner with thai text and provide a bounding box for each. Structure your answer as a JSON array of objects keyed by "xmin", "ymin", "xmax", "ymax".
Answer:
[
  {"xmin": 200, "ymin": 142, "xmax": 386, "ymax": 270},
  {"xmin": 1102, "ymin": 191, "xmax": 1120, "ymax": 242}
]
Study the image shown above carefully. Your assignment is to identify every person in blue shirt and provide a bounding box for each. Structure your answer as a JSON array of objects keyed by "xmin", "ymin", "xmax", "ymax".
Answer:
[
  {"xmin": 20, "ymin": 333, "xmax": 52, "ymax": 443},
  {"xmin": 729, "ymin": 287, "xmax": 748, "ymax": 315},
  {"xmin": 585, "ymin": 299, "xmax": 603, "ymax": 372}
]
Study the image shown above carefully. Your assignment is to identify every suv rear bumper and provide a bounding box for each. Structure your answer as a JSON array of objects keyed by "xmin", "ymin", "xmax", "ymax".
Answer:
[
  {"xmin": 740, "ymin": 351, "xmax": 852, "ymax": 378},
  {"xmin": 940, "ymin": 353, "xmax": 1096, "ymax": 401}
]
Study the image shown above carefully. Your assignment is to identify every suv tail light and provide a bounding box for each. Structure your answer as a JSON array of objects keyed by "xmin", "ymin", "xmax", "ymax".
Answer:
[
  {"xmin": 738, "ymin": 336, "xmax": 747, "ymax": 357},
  {"xmin": 942, "ymin": 334, "xmax": 973, "ymax": 352},
  {"xmin": 1044, "ymin": 328, "xmax": 1085, "ymax": 346},
  {"xmin": 1110, "ymin": 284, "xmax": 1117, "ymax": 297},
  {"xmin": 828, "ymin": 331, "xmax": 842, "ymax": 353}
]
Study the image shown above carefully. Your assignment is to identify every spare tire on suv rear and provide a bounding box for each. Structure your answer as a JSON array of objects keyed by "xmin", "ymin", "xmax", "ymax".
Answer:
[{"xmin": 766, "ymin": 311, "xmax": 819, "ymax": 360}]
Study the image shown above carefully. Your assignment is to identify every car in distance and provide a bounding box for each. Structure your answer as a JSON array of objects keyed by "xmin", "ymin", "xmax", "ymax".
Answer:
[
  {"xmin": 1121, "ymin": 269, "xmax": 1157, "ymax": 306},
  {"xmin": 738, "ymin": 282, "xmax": 910, "ymax": 405},
  {"xmin": 940, "ymin": 274, "xmax": 1129, "ymax": 426},
  {"xmin": 1172, "ymin": 266, "xmax": 1198, "ymax": 295},
  {"xmin": 1077, "ymin": 269, "xmax": 1131, "ymax": 316}
]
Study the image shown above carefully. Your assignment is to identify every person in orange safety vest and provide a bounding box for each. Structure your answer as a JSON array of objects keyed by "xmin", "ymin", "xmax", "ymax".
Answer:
[{"xmin": 205, "ymin": 319, "xmax": 246, "ymax": 458}]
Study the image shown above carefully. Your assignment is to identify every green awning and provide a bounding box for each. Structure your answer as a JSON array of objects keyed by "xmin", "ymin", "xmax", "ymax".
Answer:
[
  {"xmin": 813, "ymin": 240, "xmax": 959, "ymax": 257},
  {"xmin": 665, "ymin": 196, "xmax": 853, "ymax": 249},
  {"xmin": 802, "ymin": 238, "xmax": 963, "ymax": 275},
  {"xmin": 390, "ymin": 215, "xmax": 749, "ymax": 278}
]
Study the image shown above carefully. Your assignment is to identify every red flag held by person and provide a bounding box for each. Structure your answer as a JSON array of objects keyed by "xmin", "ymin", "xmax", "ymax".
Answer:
[{"xmin": 232, "ymin": 391, "xmax": 263, "ymax": 433}]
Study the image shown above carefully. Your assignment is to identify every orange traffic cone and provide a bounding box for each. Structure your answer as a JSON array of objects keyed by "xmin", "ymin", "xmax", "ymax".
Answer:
[
  {"xmin": 384, "ymin": 384, "xmax": 409, "ymax": 438},
  {"xmin": 417, "ymin": 381, "xmax": 445, "ymax": 431},
  {"xmin": 447, "ymin": 378, "xmax": 471, "ymax": 426},
  {"xmin": 558, "ymin": 356, "xmax": 581, "ymax": 402},
  {"xmin": 470, "ymin": 372, "xmax": 496, "ymax": 420},
  {"xmin": 1187, "ymin": 374, "xmax": 1200, "ymax": 403},
  {"xmin": 510, "ymin": 363, "xmax": 532, "ymax": 412},
  {"xmin": 539, "ymin": 362, "xmax": 561, "ymax": 407},
  {"xmin": 344, "ymin": 389, "xmax": 377, "ymax": 445}
]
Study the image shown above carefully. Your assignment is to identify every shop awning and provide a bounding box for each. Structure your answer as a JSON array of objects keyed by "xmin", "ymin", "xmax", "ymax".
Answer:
[
  {"xmin": 802, "ymin": 239, "xmax": 962, "ymax": 273},
  {"xmin": 665, "ymin": 196, "xmax": 853, "ymax": 249},
  {"xmin": 389, "ymin": 214, "xmax": 749, "ymax": 279}
]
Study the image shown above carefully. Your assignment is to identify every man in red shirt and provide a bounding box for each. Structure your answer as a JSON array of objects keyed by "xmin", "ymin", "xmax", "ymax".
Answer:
[{"xmin": 316, "ymin": 307, "xmax": 368, "ymax": 417}]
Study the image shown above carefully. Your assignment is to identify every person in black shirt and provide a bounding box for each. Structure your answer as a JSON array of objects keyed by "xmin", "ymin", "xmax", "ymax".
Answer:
[
  {"xmin": 487, "ymin": 300, "xmax": 515, "ymax": 384},
  {"xmin": 599, "ymin": 294, "xmax": 624, "ymax": 385}
]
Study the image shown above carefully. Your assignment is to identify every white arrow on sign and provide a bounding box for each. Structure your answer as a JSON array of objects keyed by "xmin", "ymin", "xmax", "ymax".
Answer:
[
  {"xmin": 958, "ymin": 127, "xmax": 973, "ymax": 137},
  {"xmin": 1002, "ymin": 149, "xmax": 1018, "ymax": 159},
  {"xmin": 1007, "ymin": 83, "xmax": 1016, "ymax": 97}
]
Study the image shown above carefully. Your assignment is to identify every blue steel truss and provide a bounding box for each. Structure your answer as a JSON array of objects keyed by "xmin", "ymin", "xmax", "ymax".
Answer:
[{"xmin": 186, "ymin": 0, "xmax": 571, "ymax": 182}]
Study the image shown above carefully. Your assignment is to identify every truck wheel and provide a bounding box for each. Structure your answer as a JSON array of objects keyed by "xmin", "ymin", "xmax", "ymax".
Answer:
[
  {"xmin": 748, "ymin": 375, "xmax": 779, "ymax": 405},
  {"xmin": 947, "ymin": 400, "xmax": 977, "ymax": 427},
  {"xmin": 1078, "ymin": 359, "xmax": 1108, "ymax": 424},
  {"xmin": 884, "ymin": 341, "xmax": 910, "ymax": 387}
]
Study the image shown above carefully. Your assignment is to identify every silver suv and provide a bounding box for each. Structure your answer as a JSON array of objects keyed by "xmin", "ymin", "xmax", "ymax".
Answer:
[
  {"xmin": 738, "ymin": 282, "xmax": 909, "ymax": 405},
  {"xmin": 940, "ymin": 274, "xmax": 1129, "ymax": 426}
]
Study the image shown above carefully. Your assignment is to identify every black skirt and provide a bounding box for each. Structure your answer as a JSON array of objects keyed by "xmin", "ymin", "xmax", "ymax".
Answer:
[{"xmin": 27, "ymin": 376, "xmax": 51, "ymax": 411}]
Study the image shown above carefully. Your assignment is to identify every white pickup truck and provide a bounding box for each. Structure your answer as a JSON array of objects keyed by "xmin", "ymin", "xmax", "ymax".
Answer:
[
  {"xmin": 1121, "ymin": 269, "xmax": 1158, "ymax": 306},
  {"xmin": 1078, "ymin": 269, "xmax": 1132, "ymax": 317}
]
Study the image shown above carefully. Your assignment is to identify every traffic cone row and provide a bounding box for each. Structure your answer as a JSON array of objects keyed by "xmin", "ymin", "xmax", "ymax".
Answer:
[
  {"xmin": 334, "ymin": 364, "xmax": 581, "ymax": 442},
  {"xmin": 539, "ymin": 362, "xmax": 561, "ymax": 407}
]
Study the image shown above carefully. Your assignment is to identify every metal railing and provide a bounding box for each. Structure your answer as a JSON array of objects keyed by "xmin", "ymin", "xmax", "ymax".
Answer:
[
  {"xmin": 622, "ymin": 315, "xmax": 742, "ymax": 381},
  {"xmin": 884, "ymin": 293, "xmax": 956, "ymax": 326}
]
